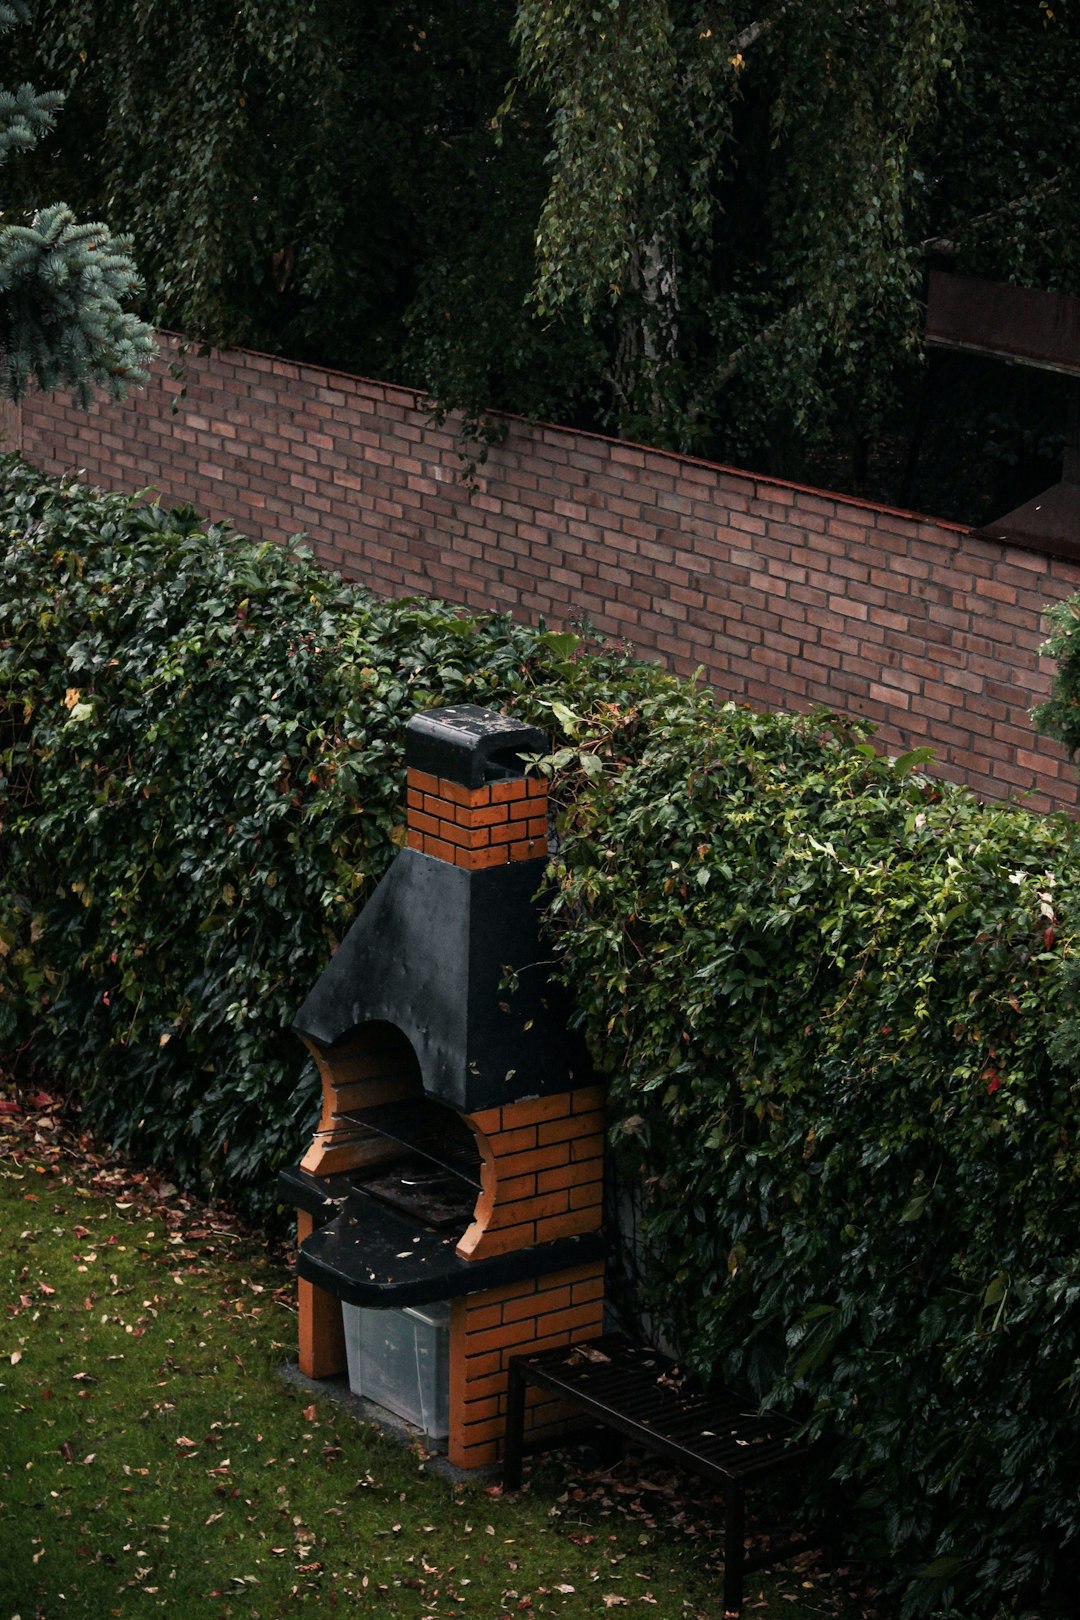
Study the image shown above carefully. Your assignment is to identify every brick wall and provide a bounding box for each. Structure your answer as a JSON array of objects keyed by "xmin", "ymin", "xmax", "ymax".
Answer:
[{"xmin": 8, "ymin": 332, "xmax": 1080, "ymax": 812}]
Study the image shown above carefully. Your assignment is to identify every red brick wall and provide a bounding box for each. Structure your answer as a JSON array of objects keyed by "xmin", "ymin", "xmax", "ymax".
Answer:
[{"xmin": 8, "ymin": 332, "xmax": 1080, "ymax": 812}]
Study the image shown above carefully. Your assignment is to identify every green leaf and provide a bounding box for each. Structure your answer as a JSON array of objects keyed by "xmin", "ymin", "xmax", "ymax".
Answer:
[
  {"xmin": 892, "ymin": 746, "xmax": 937, "ymax": 778},
  {"xmin": 538, "ymin": 631, "xmax": 580, "ymax": 660},
  {"xmin": 982, "ymin": 1272, "xmax": 1008, "ymax": 1308},
  {"xmin": 918, "ymin": 1554, "xmax": 973, "ymax": 1580},
  {"xmin": 899, "ymin": 1191, "xmax": 929, "ymax": 1223},
  {"xmin": 548, "ymin": 699, "xmax": 581, "ymax": 735}
]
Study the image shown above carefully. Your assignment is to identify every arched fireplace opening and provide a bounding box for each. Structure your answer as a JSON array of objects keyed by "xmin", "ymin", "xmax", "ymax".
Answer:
[{"xmin": 299, "ymin": 1019, "xmax": 483, "ymax": 1238}]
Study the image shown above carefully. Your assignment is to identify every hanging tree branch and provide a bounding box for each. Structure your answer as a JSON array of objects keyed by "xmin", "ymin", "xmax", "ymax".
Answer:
[
  {"xmin": 725, "ymin": 5, "xmax": 790, "ymax": 55},
  {"xmin": 921, "ymin": 177, "xmax": 1063, "ymax": 257}
]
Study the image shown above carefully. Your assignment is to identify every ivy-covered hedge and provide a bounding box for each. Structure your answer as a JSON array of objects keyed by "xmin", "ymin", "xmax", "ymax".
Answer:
[
  {"xmin": 1033, "ymin": 593, "xmax": 1080, "ymax": 761},
  {"xmin": 5, "ymin": 457, "xmax": 1080, "ymax": 1613},
  {"xmin": 545, "ymin": 688, "xmax": 1080, "ymax": 1617},
  {"xmin": 0, "ymin": 456, "xmax": 646, "ymax": 1207}
]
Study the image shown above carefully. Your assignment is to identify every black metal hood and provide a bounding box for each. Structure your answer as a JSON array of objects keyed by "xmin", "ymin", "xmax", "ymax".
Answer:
[{"xmin": 291, "ymin": 707, "xmax": 591, "ymax": 1113}]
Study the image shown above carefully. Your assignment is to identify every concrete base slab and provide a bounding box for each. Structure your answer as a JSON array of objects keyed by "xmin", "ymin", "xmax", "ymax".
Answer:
[{"xmin": 277, "ymin": 1362, "xmax": 498, "ymax": 1486}]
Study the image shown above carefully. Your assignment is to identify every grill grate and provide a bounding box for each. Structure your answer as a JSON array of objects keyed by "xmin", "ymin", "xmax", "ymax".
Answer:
[
  {"xmin": 359, "ymin": 1156, "xmax": 478, "ymax": 1229},
  {"xmin": 336, "ymin": 1100, "xmax": 483, "ymax": 1189}
]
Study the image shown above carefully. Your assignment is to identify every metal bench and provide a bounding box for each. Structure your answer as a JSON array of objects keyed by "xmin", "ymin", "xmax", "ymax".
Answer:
[{"xmin": 503, "ymin": 1334, "xmax": 815, "ymax": 1618}]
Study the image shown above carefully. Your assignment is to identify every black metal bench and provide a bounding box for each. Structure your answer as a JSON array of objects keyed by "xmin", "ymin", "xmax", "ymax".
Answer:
[{"xmin": 503, "ymin": 1334, "xmax": 814, "ymax": 1618}]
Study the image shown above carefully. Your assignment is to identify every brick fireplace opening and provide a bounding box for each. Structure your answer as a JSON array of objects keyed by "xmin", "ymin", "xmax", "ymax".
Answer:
[{"xmin": 278, "ymin": 706, "xmax": 606, "ymax": 1467}]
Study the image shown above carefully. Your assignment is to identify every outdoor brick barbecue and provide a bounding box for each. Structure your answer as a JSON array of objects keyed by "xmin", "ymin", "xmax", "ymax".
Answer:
[{"xmin": 279, "ymin": 705, "xmax": 606, "ymax": 1467}]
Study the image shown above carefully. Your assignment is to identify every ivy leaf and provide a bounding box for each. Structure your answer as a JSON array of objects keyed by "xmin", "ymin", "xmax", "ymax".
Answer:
[
  {"xmin": 892, "ymin": 746, "xmax": 937, "ymax": 778},
  {"xmin": 899, "ymin": 1191, "xmax": 929, "ymax": 1223}
]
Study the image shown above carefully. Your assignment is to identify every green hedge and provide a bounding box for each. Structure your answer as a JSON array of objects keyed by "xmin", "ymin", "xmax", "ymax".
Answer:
[
  {"xmin": 1033, "ymin": 593, "xmax": 1080, "ymax": 762},
  {"xmin": 0, "ymin": 456, "xmax": 650, "ymax": 1208},
  {"xmin": 5, "ymin": 457, "xmax": 1080, "ymax": 1613},
  {"xmin": 545, "ymin": 687, "xmax": 1080, "ymax": 1617}
]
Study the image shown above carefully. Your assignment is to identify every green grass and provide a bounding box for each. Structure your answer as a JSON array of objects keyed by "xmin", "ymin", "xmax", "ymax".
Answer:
[{"xmin": 0, "ymin": 1096, "xmax": 877, "ymax": 1619}]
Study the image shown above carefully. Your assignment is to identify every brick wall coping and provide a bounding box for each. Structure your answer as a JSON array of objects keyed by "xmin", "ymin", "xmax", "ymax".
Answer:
[{"xmin": 157, "ymin": 329, "xmax": 973, "ymax": 539}]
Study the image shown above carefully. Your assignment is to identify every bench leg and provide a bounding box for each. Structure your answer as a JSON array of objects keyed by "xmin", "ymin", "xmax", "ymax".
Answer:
[
  {"xmin": 503, "ymin": 1360, "xmax": 526, "ymax": 1491},
  {"xmin": 723, "ymin": 1482, "xmax": 746, "ymax": 1617}
]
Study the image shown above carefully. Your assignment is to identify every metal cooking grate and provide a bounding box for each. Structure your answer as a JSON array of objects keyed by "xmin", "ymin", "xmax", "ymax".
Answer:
[
  {"xmin": 336, "ymin": 1100, "xmax": 483, "ymax": 1189},
  {"xmin": 359, "ymin": 1156, "xmax": 478, "ymax": 1230}
]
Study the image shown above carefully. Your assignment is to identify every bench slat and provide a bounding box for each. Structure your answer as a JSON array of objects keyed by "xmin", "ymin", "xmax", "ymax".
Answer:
[{"xmin": 503, "ymin": 1334, "xmax": 814, "ymax": 1619}]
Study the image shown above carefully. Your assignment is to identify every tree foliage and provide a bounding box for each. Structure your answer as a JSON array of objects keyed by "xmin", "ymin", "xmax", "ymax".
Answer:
[
  {"xmin": 514, "ymin": 0, "xmax": 964, "ymax": 445},
  {"xmin": 8, "ymin": 2, "xmax": 1080, "ymax": 504},
  {"xmin": 0, "ymin": 0, "xmax": 153, "ymax": 402},
  {"xmin": 515, "ymin": 0, "xmax": 1080, "ymax": 475},
  {"xmin": 4, "ymin": 0, "xmax": 597, "ymax": 433}
]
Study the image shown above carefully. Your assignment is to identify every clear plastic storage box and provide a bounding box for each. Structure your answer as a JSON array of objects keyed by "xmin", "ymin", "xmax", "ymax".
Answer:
[{"xmin": 342, "ymin": 1301, "xmax": 451, "ymax": 1440}]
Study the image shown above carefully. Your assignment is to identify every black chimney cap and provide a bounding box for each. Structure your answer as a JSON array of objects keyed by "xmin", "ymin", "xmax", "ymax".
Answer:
[{"xmin": 406, "ymin": 705, "xmax": 548, "ymax": 789}]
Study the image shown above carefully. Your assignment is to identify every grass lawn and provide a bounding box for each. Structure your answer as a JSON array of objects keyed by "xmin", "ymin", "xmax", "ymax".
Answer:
[{"xmin": 0, "ymin": 1082, "xmax": 881, "ymax": 1620}]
